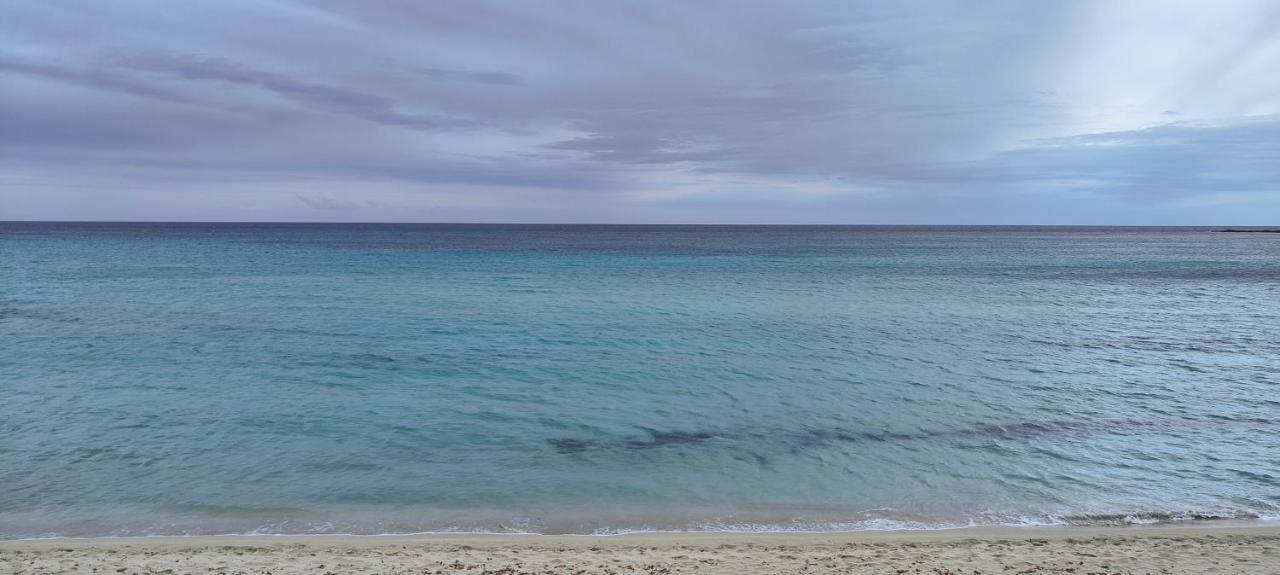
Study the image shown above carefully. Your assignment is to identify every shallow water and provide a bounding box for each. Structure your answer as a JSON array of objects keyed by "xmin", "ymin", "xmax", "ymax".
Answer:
[{"xmin": 1, "ymin": 224, "xmax": 1278, "ymax": 537}]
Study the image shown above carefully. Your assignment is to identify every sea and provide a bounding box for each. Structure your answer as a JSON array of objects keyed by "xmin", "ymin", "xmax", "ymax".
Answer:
[{"xmin": 1, "ymin": 223, "xmax": 1277, "ymax": 538}]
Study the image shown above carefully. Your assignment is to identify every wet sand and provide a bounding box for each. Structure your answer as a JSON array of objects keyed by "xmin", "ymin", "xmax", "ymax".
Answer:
[{"xmin": 3, "ymin": 524, "xmax": 1278, "ymax": 574}]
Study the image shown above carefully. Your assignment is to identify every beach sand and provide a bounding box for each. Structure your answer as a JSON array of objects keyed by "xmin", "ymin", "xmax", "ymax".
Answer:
[{"xmin": 3, "ymin": 525, "xmax": 1278, "ymax": 574}]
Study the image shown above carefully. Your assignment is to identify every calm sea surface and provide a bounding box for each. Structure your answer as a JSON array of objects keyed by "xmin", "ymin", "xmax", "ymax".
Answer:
[{"xmin": 1, "ymin": 224, "xmax": 1278, "ymax": 538}]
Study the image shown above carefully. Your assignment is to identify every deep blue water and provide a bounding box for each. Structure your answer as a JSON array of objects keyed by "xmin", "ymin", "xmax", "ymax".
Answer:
[{"xmin": 1, "ymin": 223, "xmax": 1278, "ymax": 537}]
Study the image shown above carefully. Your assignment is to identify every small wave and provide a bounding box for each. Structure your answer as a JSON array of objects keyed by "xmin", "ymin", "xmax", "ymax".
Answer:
[
  {"xmin": 1061, "ymin": 511, "xmax": 1265, "ymax": 527},
  {"xmin": 7, "ymin": 506, "xmax": 1279, "ymax": 541},
  {"xmin": 573, "ymin": 510, "xmax": 1276, "ymax": 536}
]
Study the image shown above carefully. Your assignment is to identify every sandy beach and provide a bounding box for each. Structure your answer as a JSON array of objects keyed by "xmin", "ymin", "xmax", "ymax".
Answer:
[{"xmin": 3, "ymin": 525, "xmax": 1278, "ymax": 574}]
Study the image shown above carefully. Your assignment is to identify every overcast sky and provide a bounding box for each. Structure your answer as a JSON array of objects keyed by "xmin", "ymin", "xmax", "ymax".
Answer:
[{"xmin": 3, "ymin": 1, "xmax": 1279, "ymax": 223}]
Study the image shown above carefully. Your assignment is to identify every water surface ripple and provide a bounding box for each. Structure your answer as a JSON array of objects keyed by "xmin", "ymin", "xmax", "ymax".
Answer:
[{"xmin": 1, "ymin": 224, "xmax": 1277, "ymax": 537}]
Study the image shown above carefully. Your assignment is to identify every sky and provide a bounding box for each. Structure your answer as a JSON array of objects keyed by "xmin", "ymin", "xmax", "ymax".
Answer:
[{"xmin": 2, "ymin": 1, "xmax": 1279, "ymax": 224}]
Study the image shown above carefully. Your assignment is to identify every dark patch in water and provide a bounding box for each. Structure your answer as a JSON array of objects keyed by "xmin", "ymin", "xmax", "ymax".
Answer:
[
  {"xmin": 785, "ymin": 420, "xmax": 1116, "ymax": 449},
  {"xmin": 550, "ymin": 417, "xmax": 1268, "ymax": 456},
  {"xmin": 548, "ymin": 438, "xmax": 598, "ymax": 454},
  {"xmin": 947, "ymin": 420, "xmax": 1098, "ymax": 439},
  {"xmin": 624, "ymin": 430, "xmax": 716, "ymax": 450},
  {"xmin": 0, "ymin": 299, "xmax": 81, "ymax": 324},
  {"xmin": 791, "ymin": 428, "xmax": 918, "ymax": 449},
  {"xmin": 550, "ymin": 431, "xmax": 716, "ymax": 454}
]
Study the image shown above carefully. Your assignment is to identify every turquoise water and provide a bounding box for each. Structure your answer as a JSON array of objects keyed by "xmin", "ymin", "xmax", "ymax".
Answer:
[{"xmin": 2, "ymin": 224, "xmax": 1278, "ymax": 538}]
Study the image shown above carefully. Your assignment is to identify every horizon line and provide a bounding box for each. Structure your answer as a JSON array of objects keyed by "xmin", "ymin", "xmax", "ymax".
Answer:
[{"xmin": 0, "ymin": 220, "xmax": 1270, "ymax": 228}]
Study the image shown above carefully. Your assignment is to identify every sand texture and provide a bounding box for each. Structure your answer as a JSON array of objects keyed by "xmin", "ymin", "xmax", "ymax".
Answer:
[{"xmin": 3, "ymin": 526, "xmax": 1278, "ymax": 574}]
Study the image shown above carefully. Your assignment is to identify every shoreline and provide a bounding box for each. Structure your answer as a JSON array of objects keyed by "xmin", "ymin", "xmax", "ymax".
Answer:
[
  {"xmin": 3, "ymin": 519, "xmax": 1278, "ymax": 543},
  {"xmin": 5, "ymin": 509, "xmax": 1275, "ymax": 542},
  {"xmin": 5, "ymin": 516, "xmax": 1277, "ymax": 543},
  {"xmin": 6, "ymin": 522, "xmax": 1279, "ymax": 547},
  {"xmin": 5, "ymin": 524, "xmax": 1279, "ymax": 574}
]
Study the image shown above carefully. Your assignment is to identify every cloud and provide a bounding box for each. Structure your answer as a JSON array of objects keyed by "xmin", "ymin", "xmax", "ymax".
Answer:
[
  {"xmin": 113, "ymin": 52, "xmax": 482, "ymax": 130},
  {"xmin": 296, "ymin": 192, "xmax": 372, "ymax": 211},
  {"xmin": 988, "ymin": 116, "xmax": 1280, "ymax": 200},
  {"xmin": 0, "ymin": 54, "xmax": 191, "ymax": 104},
  {"xmin": 2, "ymin": 0, "xmax": 1279, "ymax": 223},
  {"xmin": 415, "ymin": 67, "xmax": 523, "ymax": 86}
]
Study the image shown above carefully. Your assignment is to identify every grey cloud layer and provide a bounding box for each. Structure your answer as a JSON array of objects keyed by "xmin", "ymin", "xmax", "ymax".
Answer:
[
  {"xmin": 2, "ymin": 0, "xmax": 1278, "ymax": 222},
  {"xmin": 112, "ymin": 52, "xmax": 483, "ymax": 130}
]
